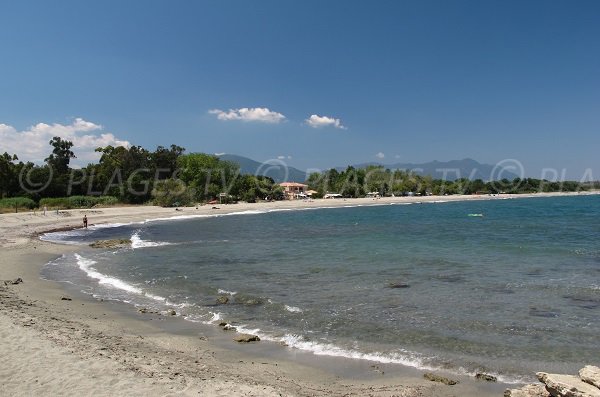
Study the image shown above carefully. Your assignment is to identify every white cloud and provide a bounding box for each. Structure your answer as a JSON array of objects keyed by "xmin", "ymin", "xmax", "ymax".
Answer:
[
  {"xmin": 375, "ymin": 152, "xmax": 385, "ymax": 159},
  {"xmin": 305, "ymin": 114, "xmax": 346, "ymax": 129},
  {"xmin": 0, "ymin": 118, "xmax": 130, "ymax": 165},
  {"xmin": 277, "ymin": 155, "xmax": 293, "ymax": 160},
  {"xmin": 209, "ymin": 107, "xmax": 286, "ymax": 123}
]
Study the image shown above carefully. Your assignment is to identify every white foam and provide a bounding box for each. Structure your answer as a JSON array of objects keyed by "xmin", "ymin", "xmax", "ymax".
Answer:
[
  {"xmin": 217, "ymin": 289, "xmax": 237, "ymax": 295},
  {"xmin": 209, "ymin": 312, "xmax": 223, "ymax": 323},
  {"xmin": 284, "ymin": 305, "xmax": 303, "ymax": 313},
  {"xmin": 75, "ymin": 254, "xmax": 142, "ymax": 294},
  {"xmin": 130, "ymin": 231, "xmax": 172, "ymax": 249}
]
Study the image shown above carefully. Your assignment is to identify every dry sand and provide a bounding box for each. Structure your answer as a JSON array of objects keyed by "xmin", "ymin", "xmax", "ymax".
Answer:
[{"xmin": 1, "ymin": 192, "xmax": 596, "ymax": 396}]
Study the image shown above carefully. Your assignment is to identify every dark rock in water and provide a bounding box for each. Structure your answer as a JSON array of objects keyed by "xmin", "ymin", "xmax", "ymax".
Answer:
[
  {"xmin": 218, "ymin": 321, "xmax": 228, "ymax": 327},
  {"xmin": 216, "ymin": 296, "xmax": 229, "ymax": 304},
  {"xmin": 234, "ymin": 295, "xmax": 264, "ymax": 306},
  {"xmin": 475, "ymin": 373, "xmax": 497, "ymax": 382},
  {"xmin": 563, "ymin": 295, "xmax": 600, "ymax": 310},
  {"xmin": 423, "ymin": 372, "xmax": 458, "ymax": 385},
  {"xmin": 503, "ymin": 383, "xmax": 550, "ymax": 397},
  {"xmin": 387, "ymin": 282, "xmax": 410, "ymax": 289},
  {"xmin": 222, "ymin": 324, "xmax": 236, "ymax": 331},
  {"xmin": 138, "ymin": 308, "xmax": 148, "ymax": 314},
  {"xmin": 234, "ymin": 334, "xmax": 260, "ymax": 343},
  {"xmin": 169, "ymin": 310, "xmax": 176, "ymax": 316},
  {"xmin": 434, "ymin": 274, "xmax": 465, "ymax": 283},
  {"xmin": 4, "ymin": 277, "xmax": 23, "ymax": 285},
  {"xmin": 60, "ymin": 296, "xmax": 72, "ymax": 301},
  {"xmin": 529, "ymin": 307, "xmax": 560, "ymax": 318},
  {"xmin": 90, "ymin": 239, "xmax": 131, "ymax": 249}
]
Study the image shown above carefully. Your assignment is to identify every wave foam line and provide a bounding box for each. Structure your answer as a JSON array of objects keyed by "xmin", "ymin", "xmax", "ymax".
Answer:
[
  {"xmin": 130, "ymin": 231, "xmax": 173, "ymax": 249},
  {"xmin": 75, "ymin": 254, "xmax": 175, "ymax": 307},
  {"xmin": 212, "ymin": 321, "xmax": 527, "ymax": 385},
  {"xmin": 75, "ymin": 254, "xmax": 142, "ymax": 294}
]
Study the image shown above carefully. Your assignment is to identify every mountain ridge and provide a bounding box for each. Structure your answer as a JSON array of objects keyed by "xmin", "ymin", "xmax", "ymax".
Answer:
[{"xmin": 218, "ymin": 154, "xmax": 519, "ymax": 182}]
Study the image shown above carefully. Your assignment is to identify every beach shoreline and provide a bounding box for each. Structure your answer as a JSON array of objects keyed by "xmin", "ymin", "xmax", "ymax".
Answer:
[{"xmin": 1, "ymin": 191, "xmax": 597, "ymax": 396}]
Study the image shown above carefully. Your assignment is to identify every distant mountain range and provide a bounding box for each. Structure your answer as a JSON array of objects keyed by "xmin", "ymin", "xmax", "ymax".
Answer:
[
  {"xmin": 218, "ymin": 154, "xmax": 518, "ymax": 183},
  {"xmin": 218, "ymin": 154, "xmax": 308, "ymax": 183}
]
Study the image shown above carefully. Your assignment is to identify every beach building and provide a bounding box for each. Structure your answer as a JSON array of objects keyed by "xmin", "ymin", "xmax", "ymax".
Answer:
[{"xmin": 279, "ymin": 182, "xmax": 308, "ymax": 200}]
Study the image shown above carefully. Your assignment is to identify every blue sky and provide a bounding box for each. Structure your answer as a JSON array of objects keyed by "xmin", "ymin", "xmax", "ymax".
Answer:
[{"xmin": 1, "ymin": 0, "xmax": 599, "ymax": 179}]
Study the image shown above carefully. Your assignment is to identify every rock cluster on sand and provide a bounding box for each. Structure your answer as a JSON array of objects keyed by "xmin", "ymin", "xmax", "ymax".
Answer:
[
  {"xmin": 233, "ymin": 334, "xmax": 260, "ymax": 343},
  {"xmin": 423, "ymin": 372, "xmax": 458, "ymax": 385},
  {"xmin": 504, "ymin": 365, "xmax": 600, "ymax": 397},
  {"xmin": 4, "ymin": 277, "xmax": 23, "ymax": 285}
]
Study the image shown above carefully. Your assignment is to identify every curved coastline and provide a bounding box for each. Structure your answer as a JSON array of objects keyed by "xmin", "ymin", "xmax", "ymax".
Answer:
[{"xmin": 1, "ymin": 191, "xmax": 598, "ymax": 396}]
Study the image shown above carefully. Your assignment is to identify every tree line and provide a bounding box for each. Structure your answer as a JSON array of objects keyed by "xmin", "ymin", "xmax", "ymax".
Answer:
[
  {"xmin": 1, "ymin": 137, "xmax": 597, "ymax": 209},
  {"xmin": 0, "ymin": 137, "xmax": 283, "ymax": 207},
  {"xmin": 306, "ymin": 165, "xmax": 596, "ymax": 198}
]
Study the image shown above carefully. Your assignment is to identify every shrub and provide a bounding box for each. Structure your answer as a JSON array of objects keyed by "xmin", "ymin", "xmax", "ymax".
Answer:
[
  {"xmin": 152, "ymin": 179, "xmax": 193, "ymax": 207},
  {"xmin": 0, "ymin": 197, "xmax": 37, "ymax": 210},
  {"xmin": 39, "ymin": 196, "xmax": 119, "ymax": 209}
]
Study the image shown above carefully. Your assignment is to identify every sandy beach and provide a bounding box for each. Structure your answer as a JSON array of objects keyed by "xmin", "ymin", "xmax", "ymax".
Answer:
[{"xmin": 1, "ymin": 191, "xmax": 597, "ymax": 396}]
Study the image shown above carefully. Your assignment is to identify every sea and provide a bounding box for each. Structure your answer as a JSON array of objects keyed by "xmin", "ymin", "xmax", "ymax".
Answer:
[{"xmin": 41, "ymin": 195, "xmax": 600, "ymax": 383}]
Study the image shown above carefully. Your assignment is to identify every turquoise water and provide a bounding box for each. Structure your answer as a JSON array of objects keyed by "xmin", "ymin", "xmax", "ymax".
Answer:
[{"xmin": 42, "ymin": 196, "xmax": 600, "ymax": 382}]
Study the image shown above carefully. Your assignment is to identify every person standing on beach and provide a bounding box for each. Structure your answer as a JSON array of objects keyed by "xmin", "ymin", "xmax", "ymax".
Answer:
[{"xmin": 83, "ymin": 215, "xmax": 88, "ymax": 228}]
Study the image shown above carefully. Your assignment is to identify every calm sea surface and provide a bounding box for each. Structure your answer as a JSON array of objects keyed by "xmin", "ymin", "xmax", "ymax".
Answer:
[{"xmin": 42, "ymin": 195, "xmax": 600, "ymax": 382}]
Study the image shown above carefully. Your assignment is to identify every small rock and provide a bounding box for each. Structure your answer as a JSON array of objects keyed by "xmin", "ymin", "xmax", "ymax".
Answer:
[
  {"xmin": 537, "ymin": 372, "xmax": 600, "ymax": 397},
  {"xmin": 138, "ymin": 308, "xmax": 148, "ymax": 314},
  {"xmin": 218, "ymin": 321, "xmax": 228, "ymax": 327},
  {"xmin": 222, "ymin": 324, "xmax": 236, "ymax": 331},
  {"xmin": 387, "ymin": 282, "xmax": 410, "ymax": 289},
  {"xmin": 4, "ymin": 277, "xmax": 23, "ymax": 285},
  {"xmin": 60, "ymin": 296, "xmax": 72, "ymax": 301},
  {"xmin": 423, "ymin": 372, "xmax": 458, "ymax": 385},
  {"xmin": 234, "ymin": 334, "xmax": 260, "ymax": 343},
  {"xmin": 580, "ymin": 366, "xmax": 600, "ymax": 389},
  {"xmin": 216, "ymin": 296, "xmax": 229, "ymax": 304},
  {"xmin": 504, "ymin": 383, "xmax": 550, "ymax": 397},
  {"xmin": 476, "ymin": 373, "xmax": 497, "ymax": 382},
  {"xmin": 169, "ymin": 310, "xmax": 176, "ymax": 316}
]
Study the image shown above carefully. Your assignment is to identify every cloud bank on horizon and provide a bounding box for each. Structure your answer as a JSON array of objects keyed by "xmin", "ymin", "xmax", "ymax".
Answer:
[{"xmin": 0, "ymin": 118, "xmax": 130, "ymax": 166}]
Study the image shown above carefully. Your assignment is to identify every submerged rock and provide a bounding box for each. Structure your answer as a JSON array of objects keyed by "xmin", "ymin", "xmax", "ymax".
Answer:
[
  {"xmin": 216, "ymin": 296, "xmax": 229, "ymax": 304},
  {"xmin": 89, "ymin": 239, "xmax": 131, "ymax": 249},
  {"xmin": 423, "ymin": 372, "xmax": 458, "ymax": 385},
  {"xmin": 475, "ymin": 373, "xmax": 497, "ymax": 382},
  {"xmin": 580, "ymin": 366, "xmax": 600, "ymax": 389},
  {"xmin": 169, "ymin": 310, "xmax": 176, "ymax": 316},
  {"xmin": 234, "ymin": 295, "xmax": 264, "ymax": 306},
  {"xmin": 387, "ymin": 282, "xmax": 410, "ymax": 289},
  {"xmin": 536, "ymin": 372, "xmax": 600, "ymax": 397},
  {"xmin": 234, "ymin": 334, "xmax": 260, "ymax": 343},
  {"xmin": 504, "ymin": 383, "xmax": 550, "ymax": 397}
]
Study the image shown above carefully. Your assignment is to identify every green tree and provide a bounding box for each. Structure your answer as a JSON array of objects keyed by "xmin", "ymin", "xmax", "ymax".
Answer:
[{"xmin": 45, "ymin": 137, "xmax": 75, "ymax": 174}]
